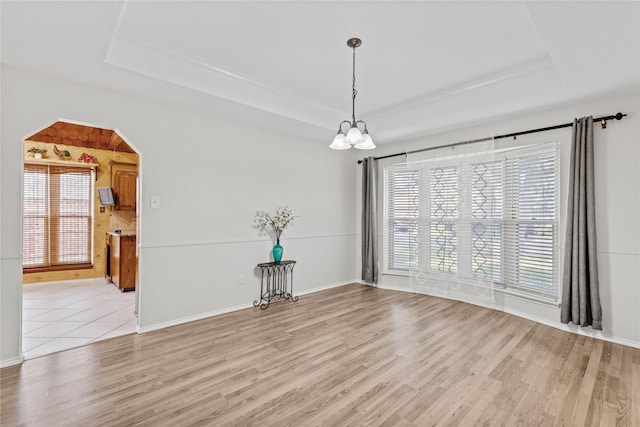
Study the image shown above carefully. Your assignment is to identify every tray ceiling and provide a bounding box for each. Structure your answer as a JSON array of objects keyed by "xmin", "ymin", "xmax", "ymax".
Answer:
[{"xmin": 2, "ymin": 1, "xmax": 638, "ymax": 145}]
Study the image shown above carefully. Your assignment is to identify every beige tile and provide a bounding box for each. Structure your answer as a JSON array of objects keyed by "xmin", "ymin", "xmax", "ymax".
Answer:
[
  {"xmin": 23, "ymin": 337, "xmax": 94, "ymax": 360},
  {"xmin": 22, "ymin": 321, "xmax": 51, "ymax": 334},
  {"xmin": 30, "ymin": 308, "xmax": 85, "ymax": 322},
  {"xmin": 62, "ymin": 305, "xmax": 124, "ymax": 322},
  {"xmin": 22, "ymin": 337, "xmax": 54, "ymax": 352},
  {"xmin": 24, "ymin": 321, "xmax": 87, "ymax": 338},
  {"xmin": 22, "ymin": 299, "xmax": 46, "ymax": 308},
  {"xmin": 61, "ymin": 298, "xmax": 109, "ymax": 310},
  {"xmin": 22, "ymin": 308, "xmax": 51, "ymax": 320},
  {"xmin": 25, "ymin": 296, "xmax": 87, "ymax": 309},
  {"xmin": 62, "ymin": 321, "xmax": 124, "ymax": 338},
  {"xmin": 95, "ymin": 321, "xmax": 137, "ymax": 342},
  {"xmin": 96, "ymin": 306, "xmax": 136, "ymax": 324},
  {"xmin": 22, "ymin": 279, "xmax": 136, "ymax": 359}
]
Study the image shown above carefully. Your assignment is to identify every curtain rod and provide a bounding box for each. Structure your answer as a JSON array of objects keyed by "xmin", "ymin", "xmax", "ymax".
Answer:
[{"xmin": 357, "ymin": 112, "xmax": 626, "ymax": 164}]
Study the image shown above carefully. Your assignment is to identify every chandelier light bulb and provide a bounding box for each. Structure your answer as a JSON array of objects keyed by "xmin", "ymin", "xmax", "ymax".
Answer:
[
  {"xmin": 355, "ymin": 132, "xmax": 375, "ymax": 149},
  {"xmin": 346, "ymin": 125, "xmax": 364, "ymax": 144},
  {"xmin": 329, "ymin": 132, "xmax": 350, "ymax": 150}
]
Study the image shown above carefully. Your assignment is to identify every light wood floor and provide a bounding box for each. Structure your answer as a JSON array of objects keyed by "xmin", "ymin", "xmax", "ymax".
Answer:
[{"xmin": 1, "ymin": 284, "xmax": 639, "ymax": 426}]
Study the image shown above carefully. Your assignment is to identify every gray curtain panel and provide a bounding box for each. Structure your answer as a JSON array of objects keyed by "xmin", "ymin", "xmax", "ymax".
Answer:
[
  {"xmin": 361, "ymin": 157, "xmax": 378, "ymax": 284},
  {"xmin": 561, "ymin": 116, "xmax": 602, "ymax": 330}
]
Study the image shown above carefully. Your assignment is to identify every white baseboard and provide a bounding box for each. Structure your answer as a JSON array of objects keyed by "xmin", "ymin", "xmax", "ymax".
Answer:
[
  {"xmin": 0, "ymin": 355, "xmax": 24, "ymax": 368},
  {"xmin": 500, "ymin": 306, "xmax": 640, "ymax": 350},
  {"xmin": 374, "ymin": 283, "xmax": 411, "ymax": 293},
  {"xmin": 376, "ymin": 283, "xmax": 640, "ymax": 350},
  {"xmin": 295, "ymin": 280, "xmax": 356, "ymax": 296},
  {"xmin": 137, "ymin": 302, "xmax": 255, "ymax": 334},
  {"xmin": 137, "ymin": 280, "xmax": 358, "ymax": 334}
]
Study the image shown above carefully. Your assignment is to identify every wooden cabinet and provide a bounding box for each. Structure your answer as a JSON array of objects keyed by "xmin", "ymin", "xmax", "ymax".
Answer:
[
  {"xmin": 106, "ymin": 232, "xmax": 136, "ymax": 291},
  {"xmin": 110, "ymin": 161, "xmax": 137, "ymax": 211}
]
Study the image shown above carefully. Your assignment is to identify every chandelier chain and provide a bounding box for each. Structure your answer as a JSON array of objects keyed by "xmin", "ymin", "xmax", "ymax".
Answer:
[{"xmin": 352, "ymin": 45, "xmax": 358, "ymax": 124}]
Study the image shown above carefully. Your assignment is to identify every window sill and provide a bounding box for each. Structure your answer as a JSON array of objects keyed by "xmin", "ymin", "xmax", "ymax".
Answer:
[
  {"xmin": 23, "ymin": 263, "xmax": 94, "ymax": 274},
  {"xmin": 381, "ymin": 270, "xmax": 410, "ymax": 277},
  {"xmin": 495, "ymin": 286, "xmax": 560, "ymax": 308},
  {"xmin": 381, "ymin": 271, "xmax": 560, "ymax": 308}
]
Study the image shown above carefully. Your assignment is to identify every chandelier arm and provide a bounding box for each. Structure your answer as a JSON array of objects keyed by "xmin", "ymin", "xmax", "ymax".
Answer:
[
  {"xmin": 338, "ymin": 120, "xmax": 352, "ymax": 133},
  {"xmin": 355, "ymin": 120, "xmax": 368, "ymax": 131}
]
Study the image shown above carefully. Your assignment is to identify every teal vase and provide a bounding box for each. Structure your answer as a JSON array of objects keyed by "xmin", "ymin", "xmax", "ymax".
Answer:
[{"xmin": 272, "ymin": 239, "xmax": 283, "ymax": 263}]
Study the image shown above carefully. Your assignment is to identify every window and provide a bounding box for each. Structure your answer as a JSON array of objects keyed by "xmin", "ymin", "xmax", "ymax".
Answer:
[
  {"xmin": 384, "ymin": 143, "xmax": 558, "ymax": 301},
  {"xmin": 23, "ymin": 164, "xmax": 93, "ymax": 271}
]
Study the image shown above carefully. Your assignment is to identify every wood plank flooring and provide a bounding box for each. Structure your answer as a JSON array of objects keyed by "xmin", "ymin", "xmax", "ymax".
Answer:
[{"xmin": 1, "ymin": 284, "xmax": 639, "ymax": 426}]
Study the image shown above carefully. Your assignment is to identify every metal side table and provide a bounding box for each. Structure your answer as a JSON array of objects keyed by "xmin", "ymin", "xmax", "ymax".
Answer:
[{"xmin": 254, "ymin": 260, "xmax": 298, "ymax": 310}]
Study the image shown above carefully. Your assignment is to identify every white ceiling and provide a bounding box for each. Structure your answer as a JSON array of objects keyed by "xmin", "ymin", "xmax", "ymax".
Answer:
[{"xmin": 2, "ymin": 1, "xmax": 639, "ymax": 145}]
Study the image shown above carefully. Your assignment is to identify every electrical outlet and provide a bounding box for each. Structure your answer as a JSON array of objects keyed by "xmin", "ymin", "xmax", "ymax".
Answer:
[{"xmin": 238, "ymin": 274, "xmax": 245, "ymax": 285}]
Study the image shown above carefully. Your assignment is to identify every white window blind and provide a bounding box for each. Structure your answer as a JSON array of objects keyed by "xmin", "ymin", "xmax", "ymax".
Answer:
[
  {"xmin": 503, "ymin": 150, "xmax": 558, "ymax": 299},
  {"xmin": 384, "ymin": 143, "xmax": 559, "ymax": 302},
  {"xmin": 23, "ymin": 164, "xmax": 93, "ymax": 270},
  {"xmin": 385, "ymin": 168, "xmax": 418, "ymax": 271}
]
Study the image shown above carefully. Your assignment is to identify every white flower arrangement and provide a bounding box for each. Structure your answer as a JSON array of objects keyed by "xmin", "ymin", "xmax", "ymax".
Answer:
[{"xmin": 254, "ymin": 206, "xmax": 296, "ymax": 240}]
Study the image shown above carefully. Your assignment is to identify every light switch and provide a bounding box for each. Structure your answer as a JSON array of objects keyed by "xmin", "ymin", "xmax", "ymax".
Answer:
[{"xmin": 150, "ymin": 196, "xmax": 160, "ymax": 209}]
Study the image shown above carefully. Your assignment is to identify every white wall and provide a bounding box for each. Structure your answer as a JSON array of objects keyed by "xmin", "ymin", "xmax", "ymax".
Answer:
[
  {"xmin": 0, "ymin": 65, "xmax": 359, "ymax": 365},
  {"xmin": 357, "ymin": 92, "xmax": 640, "ymax": 348}
]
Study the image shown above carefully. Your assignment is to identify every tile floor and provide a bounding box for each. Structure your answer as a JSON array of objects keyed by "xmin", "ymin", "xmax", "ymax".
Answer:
[{"xmin": 22, "ymin": 279, "xmax": 137, "ymax": 359}]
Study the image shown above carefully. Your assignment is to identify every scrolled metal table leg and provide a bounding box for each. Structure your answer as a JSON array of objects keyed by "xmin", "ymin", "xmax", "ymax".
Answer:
[{"xmin": 289, "ymin": 264, "xmax": 298, "ymax": 302}]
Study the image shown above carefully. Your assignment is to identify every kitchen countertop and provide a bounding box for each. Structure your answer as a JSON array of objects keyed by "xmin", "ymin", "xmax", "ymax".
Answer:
[{"xmin": 106, "ymin": 231, "xmax": 136, "ymax": 237}]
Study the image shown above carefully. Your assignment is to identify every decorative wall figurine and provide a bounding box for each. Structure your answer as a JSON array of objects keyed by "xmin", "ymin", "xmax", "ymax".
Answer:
[
  {"xmin": 27, "ymin": 146, "xmax": 47, "ymax": 159},
  {"xmin": 78, "ymin": 152, "xmax": 98, "ymax": 163},
  {"xmin": 53, "ymin": 145, "xmax": 72, "ymax": 160}
]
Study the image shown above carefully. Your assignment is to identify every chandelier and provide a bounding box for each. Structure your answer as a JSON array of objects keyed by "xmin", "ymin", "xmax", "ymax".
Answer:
[{"xmin": 329, "ymin": 38, "xmax": 375, "ymax": 150}]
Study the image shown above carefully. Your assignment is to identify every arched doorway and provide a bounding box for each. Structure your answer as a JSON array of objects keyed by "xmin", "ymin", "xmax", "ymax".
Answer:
[{"xmin": 21, "ymin": 119, "xmax": 142, "ymax": 359}]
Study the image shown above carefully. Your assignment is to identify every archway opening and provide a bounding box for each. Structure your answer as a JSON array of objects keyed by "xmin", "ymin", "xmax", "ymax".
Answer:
[{"xmin": 21, "ymin": 120, "xmax": 141, "ymax": 359}]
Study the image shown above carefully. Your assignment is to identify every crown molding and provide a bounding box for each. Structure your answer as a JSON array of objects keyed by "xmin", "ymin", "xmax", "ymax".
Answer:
[
  {"xmin": 105, "ymin": 29, "xmax": 344, "ymax": 129},
  {"xmin": 367, "ymin": 57, "xmax": 556, "ymax": 120}
]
